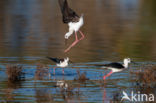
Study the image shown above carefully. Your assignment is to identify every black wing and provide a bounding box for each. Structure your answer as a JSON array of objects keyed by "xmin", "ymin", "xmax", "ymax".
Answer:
[
  {"xmin": 58, "ymin": 0, "xmax": 79, "ymax": 23},
  {"xmin": 103, "ymin": 62, "xmax": 124, "ymax": 68},
  {"xmin": 46, "ymin": 57, "xmax": 64, "ymax": 63}
]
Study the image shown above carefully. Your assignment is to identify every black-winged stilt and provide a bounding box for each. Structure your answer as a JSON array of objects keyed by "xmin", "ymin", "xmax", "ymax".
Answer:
[
  {"xmin": 47, "ymin": 57, "xmax": 70, "ymax": 75},
  {"xmin": 101, "ymin": 58, "xmax": 131, "ymax": 80},
  {"xmin": 58, "ymin": 0, "xmax": 85, "ymax": 52}
]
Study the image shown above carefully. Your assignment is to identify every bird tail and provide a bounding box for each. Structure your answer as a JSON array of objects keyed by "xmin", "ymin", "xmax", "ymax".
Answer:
[
  {"xmin": 46, "ymin": 56, "xmax": 51, "ymax": 59},
  {"xmin": 46, "ymin": 56, "xmax": 55, "ymax": 61}
]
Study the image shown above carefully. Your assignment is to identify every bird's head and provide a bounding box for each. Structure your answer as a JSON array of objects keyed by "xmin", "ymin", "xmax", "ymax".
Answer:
[
  {"xmin": 124, "ymin": 58, "xmax": 131, "ymax": 64},
  {"xmin": 123, "ymin": 58, "xmax": 131, "ymax": 68},
  {"xmin": 65, "ymin": 34, "xmax": 69, "ymax": 39},
  {"xmin": 123, "ymin": 58, "xmax": 131, "ymax": 66},
  {"xmin": 64, "ymin": 57, "xmax": 69, "ymax": 62}
]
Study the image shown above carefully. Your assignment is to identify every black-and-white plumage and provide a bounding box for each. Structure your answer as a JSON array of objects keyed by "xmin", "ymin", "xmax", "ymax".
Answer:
[
  {"xmin": 103, "ymin": 62, "xmax": 125, "ymax": 69},
  {"xmin": 58, "ymin": 0, "xmax": 85, "ymax": 52},
  {"xmin": 47, "ymin": 57, "xmax": 70, "ymax": 75},
  {"xmin": 58, "ymin": 0, "xmax": 79, "ymax": 23},
  {"xmin": 47, "ymin": 57, "xmax": 69, "ymax": 67},
  {"xmin": 101, "ymin": 58, "xmax": 131, "ymax": 80},
  {"xmin": 47, "ymin": 57, "xmax": 64, "ymax": 64},
  {"xmin": 102, "ymin": 58, "xmax": 131, "ymax": 72}
]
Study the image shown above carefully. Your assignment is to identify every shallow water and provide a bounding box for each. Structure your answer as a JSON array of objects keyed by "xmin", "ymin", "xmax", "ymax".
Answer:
[
  {"xmin": 0, "ymin": 60, "xmax": 155, "ymax": 102},
  {"xmin": 0, "ymin": 0, "xmax": 156, "ymax": 102}
]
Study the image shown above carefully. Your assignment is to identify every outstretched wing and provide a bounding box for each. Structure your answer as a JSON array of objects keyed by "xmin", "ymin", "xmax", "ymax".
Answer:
[
  {"xmin": 46, "ymin": 57, "xmax": 63, "ymax": 63},
  {"xmin": 58, "ymin": 0, "xmax": 79, "ymax": 23}
]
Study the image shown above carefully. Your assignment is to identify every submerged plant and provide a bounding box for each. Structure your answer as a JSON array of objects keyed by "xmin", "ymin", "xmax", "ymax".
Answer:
[
  {"xmin": 132, "ymin": 65, "xmax": 156, "ymax": 95},
  {"xmin": 35, "ymin": 64, "xmax": 50, "ymax": 80},
  {"xmin": 134, "ymin": 65, "xmax": 156, "ymax": 86},
  {"xmin": 2, "ymin": 65, "xmax": 25, "ymax": 102},
  {"xmin": 35, "ymin": 88, "xmax": 53, "ymax": 103},
  {"xmin": 74, "ymin": 71, "xmax": 89, "ymax": 82},
  {"xmin": 6, "ymin": 65, "xmax": 24, "ymax": 82}
]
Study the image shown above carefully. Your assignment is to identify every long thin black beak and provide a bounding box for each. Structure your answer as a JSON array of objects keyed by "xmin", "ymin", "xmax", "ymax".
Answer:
[
  {"xmin": 131, "ymin": 61, "xmax": 137, "ymax": 64},
  {"xmin": 69, "ymin": 60, "xmax": 73, "ymax": 63}
]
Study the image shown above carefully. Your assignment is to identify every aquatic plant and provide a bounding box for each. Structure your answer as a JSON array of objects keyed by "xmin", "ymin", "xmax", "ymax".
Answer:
[
  {"xmin": 35, "ymin": 64, "xmax": 50, "ymax": 80},
  {"xmin": 35, "ymin": 88, "xmax": 53, "ymax": 103},
  {"xmin": 2, "ymin": 65, "xmax": 25, "ymax": 102},
  {"xmin": 74, "ymin": 71, "xmax": 89, "ymax": 82},
  {"xmin": 6, "ymin": 65, "xmax": 24, "ymax": 82},
  {"xmin": 132, "ymin": 65, "xmax": 156, "ymax": 95},
  {"xmin": 134, "ymin": 65, "xmax": 156, "ymax": 86}
]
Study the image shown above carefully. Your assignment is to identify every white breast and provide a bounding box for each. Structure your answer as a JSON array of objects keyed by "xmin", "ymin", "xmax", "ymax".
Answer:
[
  {"xmin": 64, "ymin": 16, "xmax": 84, "ymax": 39},
  {"xmin": 57, "ymin": 61, "xmax": 68, "ymax": 67},
  {"xmin": 108, "ymin": 67, "xmax": 123, "ymax": 73},
  {"xmin": 68, "ymin": 16, "xmax": 84, "ymax": 32}
]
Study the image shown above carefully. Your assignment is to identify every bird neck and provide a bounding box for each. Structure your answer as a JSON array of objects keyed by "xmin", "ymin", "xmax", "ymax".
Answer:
[
  {"xmin": 123, "ymin": 62, "xmax": 129, "ymax": 68},
  {"xmin": 79, "ymin": 15, "xmax": 84, "ymax": 23}
]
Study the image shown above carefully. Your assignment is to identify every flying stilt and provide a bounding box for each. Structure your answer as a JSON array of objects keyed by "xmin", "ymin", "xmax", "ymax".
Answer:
[
  {"xmin": 47, "ymin": 57, "xmax": 70, "ymax": 75},
  {"xmin": 101, "ymin": 58, "xmax": 131, "ymax": 80},
  {"xmin": 58, "ymin": 0, "xmax": 85, "ymax": 52}
]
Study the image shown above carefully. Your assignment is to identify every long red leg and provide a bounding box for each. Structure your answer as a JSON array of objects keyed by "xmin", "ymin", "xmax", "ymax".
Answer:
[
  {"xmin": 103, "ymin": 70, "xmax": 113, "ymax": 80},
  {"xmin": 79, "ymin": 30, "xmax": 85, "ymax": 41},
  {"xmin": 64, "ymin": 32, "xmax": 79, "ymax": 52},
  {"xmin": 103, "ymin": 89, "xmax": 106, "ymax": 103},
  {"xmin": 62, "ymin": 68, "xmax": 64, "ymax": 75},
  {"xmin": 53, "ymin": 67, "xmax": 56, "ymax": 75},
  {"xmin": 48, "ymin": 68, "xmax": 51, "ymax": 79}
]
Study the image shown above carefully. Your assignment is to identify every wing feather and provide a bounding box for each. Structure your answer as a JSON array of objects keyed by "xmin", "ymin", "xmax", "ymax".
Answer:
[
  {"xmin": 103, "ymin": 62, "xmax": 124, "ymax": 68},
  {"xmin": 58, "ymin": 0, "xmax": 79, "ymax": 23},
  {"xmin": 46, "ymin": 57, "xmax": 63, "ymax": 63}
]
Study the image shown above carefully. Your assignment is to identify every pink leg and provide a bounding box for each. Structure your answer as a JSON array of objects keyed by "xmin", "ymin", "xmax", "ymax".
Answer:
[
  {"xmin": 62, "ymin": 68, "xmax": 64, "ymax": 75},
  {"xmin": 48, "ymin": 68, "xmax": 51, "ymax": 79},
  {"xmin": 103, "ymin": 89, "xmax": 106, "ymax": 103},
  {"xmin": 103, "ymin": 70, "xmax": 113, "ymax": 80},
  {"xmin": 53, "ymin": 67, "xmax": 56, "ymax": 75},
  {"xmin": 79, "ymin": 30, "xmax": 85, "ymax": 41},
  {"xmin": 64, "ymin": 32, "xmax": 79, "ymax": 52}
]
